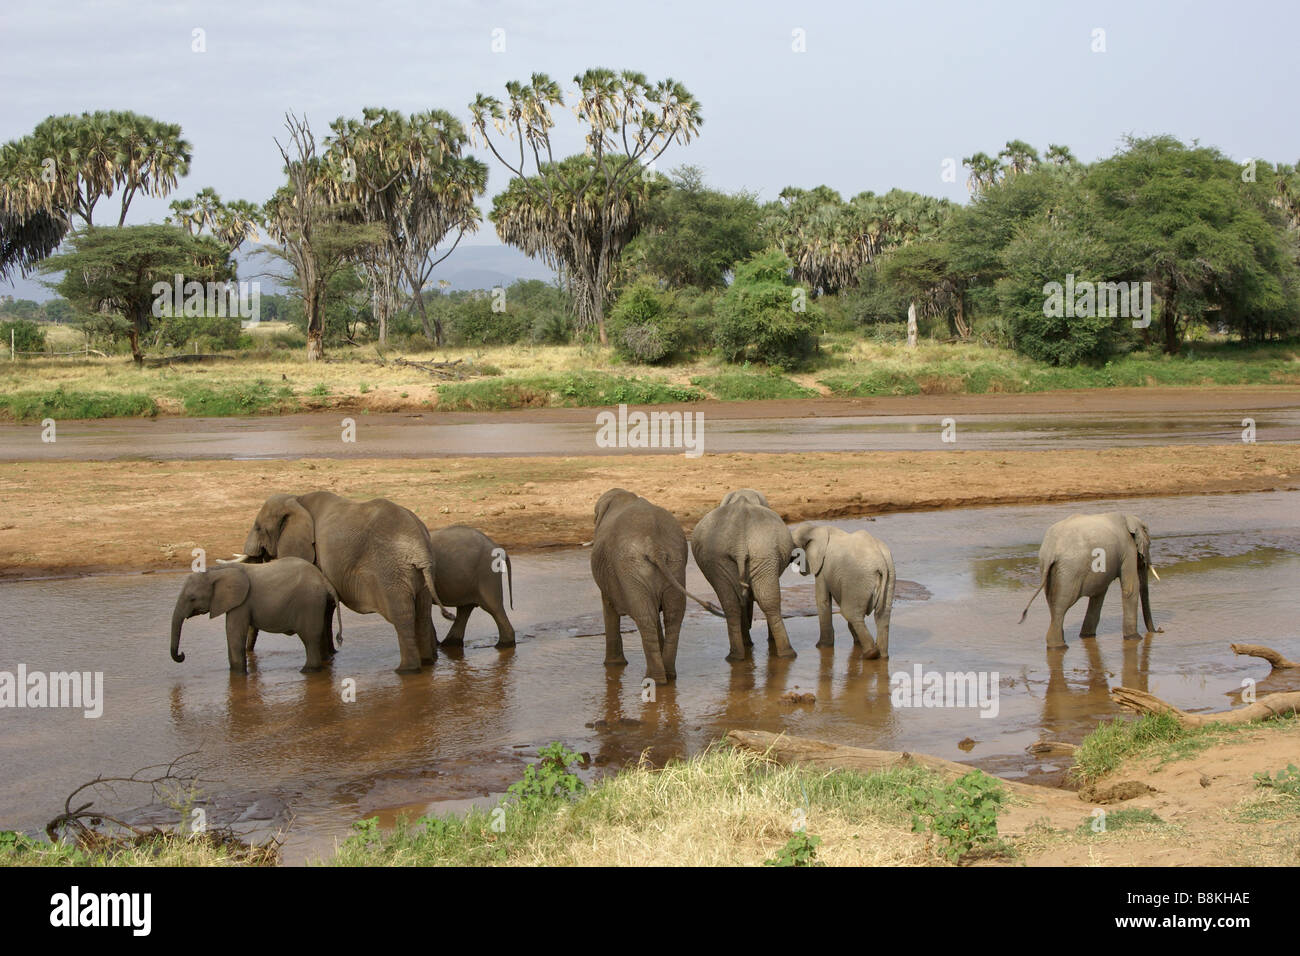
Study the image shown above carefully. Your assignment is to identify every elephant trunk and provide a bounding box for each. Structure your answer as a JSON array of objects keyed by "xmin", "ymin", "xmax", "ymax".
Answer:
[
  {"xmin": 170, "ymin": 605, "xmax": 187, "ymax": 663},
  {"xmin": 1138, "ymin": 559, "xmax": 1155, "ymax": 634}
]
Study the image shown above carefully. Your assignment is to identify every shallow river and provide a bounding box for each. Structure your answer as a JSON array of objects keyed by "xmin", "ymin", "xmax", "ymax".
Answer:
[
  {"xmin": 3, "ymin": 406, "xmax": 1298, "ymax": 460},
  {"xmin": 2, "ymin": 490, "xmax": 1297, "ymax": 862}
]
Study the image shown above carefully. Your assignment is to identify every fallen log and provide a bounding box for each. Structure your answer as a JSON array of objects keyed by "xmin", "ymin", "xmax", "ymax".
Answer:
[
  {"xmin": 725, "ymin": 729, "xmax": 1053, "ymax": 800},
  {"xmin": 1231, "ymin": 643, "xmax": 1299, "ymax": 670},
  {"xmin": 1110, "ymin": 687, "xmax": 1300, "ymax": 727}
]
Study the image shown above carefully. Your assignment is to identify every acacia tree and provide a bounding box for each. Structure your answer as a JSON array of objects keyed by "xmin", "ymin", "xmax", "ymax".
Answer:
[
  {"xmin": 40, "ymin": 225, "xmax": 231, "ymax": 364},
  {"xmin": 327, "ymin": 108, "xmax": 487, "ymax": 345},
  {"xmin": 469, "ymin": 70, "xmax": 702, "ymax": 344},
  {"xmin": 264, "ymin": 114, "xmax": 382, "ymax": 360}
]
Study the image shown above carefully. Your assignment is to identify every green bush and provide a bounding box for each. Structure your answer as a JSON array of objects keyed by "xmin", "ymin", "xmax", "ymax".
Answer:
[
  {"xmin": 0, "ymin": 319, "xmax": 47, "ymax": 355},
  {"xmin": 154, "ymin": 314, "xmax": 242, "ymax": 352},
  {"xmin": 906, "ymin": 770, "xmax": 1007, "ymax": 862},
  {"xmin": 446, "ymin": 293, "xmax": 533, "ymax": 346},
  {"xmin": 0, "ymin": 388, "xmax": 157, "ymax": 421},
  {"xmin": 608, "ymin": 281, "xmax": 685, "ymax": 363},
  {"xmin": 691, "ymin": 370, "xmax": 816, "ymax": 400},
  {"xmin": 715, "ymin": 249, "xmax": 819, "ymax": 370}
]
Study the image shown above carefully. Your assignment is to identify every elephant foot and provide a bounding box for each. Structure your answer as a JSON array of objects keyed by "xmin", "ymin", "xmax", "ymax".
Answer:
[
  {"xmin": 440, "ymin": 636, "xmax": 465, "ymax": 647},
  {"xmin": 420, "ymin": 656, "xmax": 436, "ymax": 665},
  {"xmin": 604, "ymin": 656, "xmax": 628, "ymax": 667},
  {"xmin": 724, "ymin": 651, "xmax": 748, "ymax": 663},
  {"xmin": 495, "ymin": 637, "xmax": 516, "ymax": 648},
  {"xmin": 395, "ymin": 663, "xmax": 423, "ymax": 674},
  {"xmin": 1122, "ymin": 632, "xmax": 1141, "ymax": 641},
  {"xmin": 816, "ymin": 638, "xmax": 835, "ymax": 649},
  {"xmin": 774, "ymin": 647, "xmax": 797, "ymax": 660},
  {"xmin": 664, "ymin": 670, "xmax": 676, "ymax": 681},
  {"xmin": 1079, "ymin": 632, "xmax": 1097, "ymax": 639},
  {"xmin": 646, "ymin": 672, "xmax": 668, "ymax": 685},
  {"xmin": 300, "ymin": 664, "xmax": 323, "ymax": 674},
  {"xmin": 1046, "ymin": 641, "xmax": 1068, "ymax": 651},
  {"xmin": 860, "ymin": 647, "xmax": 880, "ymax": 660}
]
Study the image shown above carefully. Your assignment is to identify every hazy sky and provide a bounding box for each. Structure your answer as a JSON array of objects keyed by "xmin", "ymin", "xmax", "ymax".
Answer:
[{"xmin": 3, "ymin": 0, "xmax": 1297, "ymax": 245}]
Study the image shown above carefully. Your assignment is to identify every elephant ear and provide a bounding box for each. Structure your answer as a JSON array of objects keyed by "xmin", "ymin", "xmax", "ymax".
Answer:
[
  {"xmin": 594, "ymin": 489, "xmax": 629, "ymax": 530},
  {"xmin": 1125, "ymin": 514, "xmax": 1150, "ymax": 556},
  {"xmin": 209, "ymin": 568, "xmax": 251, "ymax": 618},
  {"xmin": 277, "ymin": 497, "xmax": 316, "ymax": 562},
  {"xmin": 804, "ymin": 525, "xmax": 832, "ymax": 576}
]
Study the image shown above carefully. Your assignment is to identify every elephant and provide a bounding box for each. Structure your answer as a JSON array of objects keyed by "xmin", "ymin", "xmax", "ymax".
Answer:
[
  {"xmin": 170, "ymin": 557, "xmax": 341, "ymax": 674},
  {"xmin": 1019, "ymin": 512, "xmax": 1160, "ymax": 648},
  {"xmin": 790, "ymin": 523, "xmax": 896, "ymax": 659},
  {"xmin": 591, "ymin": 488, "xmax": 723, "ymax": 684},
  {"xmin": 428, "ymin": 525, "xmax": 516, "ymax": 648},
  {"xmin": 691, "ymin": 489, "xmax": 797, "ymax": 661},
  {"xmin": 241, "ymin": 491, "xmax": 451, "ymax": 673}
]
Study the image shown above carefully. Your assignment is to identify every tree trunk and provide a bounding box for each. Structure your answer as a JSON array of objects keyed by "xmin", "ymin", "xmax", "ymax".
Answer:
[
  {"xmin": 305, "ymin": 285, "xmax": 324, "ymax": 362},
  {"xmin": 411, "ymin": 289, "xmax": 441, "ymax": 346},
  {"xmin": 906, "ymin": 301, "xmax": 918, "ymax": 348},
  {"xmin": 954, "ymin": 293, "xmax": 969, "ymax": 340},
  {"xmin": 1111, "ymin": 686, "xmax": 1300, "ymax": 727},
  {"xmin": 130, "ymin": 311, "xmax": 144, "ymax": 366}
]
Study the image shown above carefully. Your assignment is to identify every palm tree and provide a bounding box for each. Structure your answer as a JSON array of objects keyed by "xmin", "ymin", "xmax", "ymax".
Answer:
[
  {"xmin": 998, "ymin": 140, "xmax": 1040, "ymax": 176},
  {"xmin": 1045, "ymin": 143, "xmax": 1077, "ymax": 166},
  {"xmin": 962, "ymin": 152, "xmax": 1003, "ymax": 196}
]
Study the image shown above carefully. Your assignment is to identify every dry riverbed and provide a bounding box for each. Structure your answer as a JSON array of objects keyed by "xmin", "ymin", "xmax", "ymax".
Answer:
[{"xmin": 1, "ymin": 443, "xmax": 1297, "ymax": 578}]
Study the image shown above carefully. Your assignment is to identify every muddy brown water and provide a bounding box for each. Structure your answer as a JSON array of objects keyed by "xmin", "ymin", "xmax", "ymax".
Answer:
[
  {"xmin": 2, "ymin": 407, "xmax": 1298, "ymax": 460},
  {"xmin": 1, "ymin": 490, "xmax": 1298, "ymax": 863}
]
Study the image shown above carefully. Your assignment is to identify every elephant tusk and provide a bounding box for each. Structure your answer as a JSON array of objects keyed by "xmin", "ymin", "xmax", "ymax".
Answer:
[
  {"xmin": 1149, "ymin": 567, "xmax": 1160, "ymax": 581},
  {"xmin": 215, "ymin": 553, "xmax": 251, "ymax": 565}
]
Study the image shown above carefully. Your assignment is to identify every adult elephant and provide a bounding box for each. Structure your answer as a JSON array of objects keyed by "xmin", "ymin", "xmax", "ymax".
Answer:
[
  {"xmin": 241, "ymin": 491, "xmax": 451, "ymax": 673},
  {"xmin": 691, "ymin": 489, "xmax": 797, "ymax": 661},
  {"xmin": 591, "ymin": 488, "xmax": 722, "ymax": 685},
  {"xmin": 429, "ymin": 525, "xmax": 515, "ymax": 648},
  {"xmin": 1020, "ymin": 512, "xmax": 1160, "ymax": 648}
]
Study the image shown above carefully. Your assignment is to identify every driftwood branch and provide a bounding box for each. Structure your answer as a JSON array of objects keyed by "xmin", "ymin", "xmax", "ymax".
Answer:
[
  {"xmin": 725, "ymin": 729, "xmax": 1050, "ymax": 799},
  {"xmin": 1231, "ymin": 643, "xmax": 1299, "ymax": 670},
  {"xmin": 1110, "ymin": 687, "xmax": 1300, "ymax": 727}
]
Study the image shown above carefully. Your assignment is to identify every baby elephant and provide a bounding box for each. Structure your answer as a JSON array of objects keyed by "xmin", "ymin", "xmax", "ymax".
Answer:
[
  {"xmin": 170, "ymin": 557, "xmax": 341, "ymax": 674},
  {"xmin": 428, "ymin": 525, "xmax": 515, "ymax": 648},
  {"xmin": 791, "ymin": 523, "xmax": 896, "ymax": 659}
]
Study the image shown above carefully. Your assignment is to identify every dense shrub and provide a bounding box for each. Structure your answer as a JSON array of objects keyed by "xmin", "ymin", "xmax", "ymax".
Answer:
[
  {"xmin": 0, "ymin": 319, "xmax": 46, "ymax": 354},
  {"xmin": 607, "ymin": 281, "xmax": 685, "ymax": 363},
  {"xmin": 445, "ymin": 293, "xmax": 533, "ymax": 346},
  {"xmin": 715, "ymin": 249, "xmax": 819, "ymax": 370},
  {"xmin": 154, "ymin": 314, "xmax": 242, "ymax": 351}
]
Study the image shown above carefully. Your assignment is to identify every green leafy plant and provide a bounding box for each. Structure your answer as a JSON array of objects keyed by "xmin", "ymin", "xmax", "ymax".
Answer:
[
  {"xmin": 906, "ymin": 770, "xmax": 1007, "ymax": 862},
  {"xmin": 1254, "ymin": 764, "xmax": 1300, "ymax": 795},
  {"xmin": 763, "ymin": 831, "xmax": 823, "ymax": 867},
  {"xmin": 506, "ymin": 742, "xmax": 586, "ymax": 813}
]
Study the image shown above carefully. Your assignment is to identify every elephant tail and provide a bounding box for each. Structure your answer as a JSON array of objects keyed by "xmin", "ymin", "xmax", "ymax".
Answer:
[
  {"xmin": 419, "ymin": 561, "xmax": 456, "ymax": 622},
  {"xmin": 505, "ymin": 551, "xmax": 514, "ymax": 611},
  {"xmin": 325, "ymin": 581, "xmax": 343, "ymax": 649},
  {"xmin": 1019, "ymin": 561, "xmax": 1052, "ymax": 623},
  {"xmin": 645, "ymin": 554, "xmax": 726, "ymax": 618}
]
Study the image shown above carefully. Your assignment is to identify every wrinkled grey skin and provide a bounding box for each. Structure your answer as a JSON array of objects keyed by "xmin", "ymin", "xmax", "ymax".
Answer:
[
  {"xmin": 791, "ymin": 523, "xmax": 896, "ymax": 659},
  {"xmin": 691, "ymin": 489, "xmax": 797, "ymax": 661},
  {"xmin": 429, "ymin": 524, "xmax": 515, "ymax": 648},
  {"xmin": 1020, "ymin": 512, "xmax": 1159, "ymax": 648},
  {"xmin": 591, "ymin": 488, "xmax": 722, "ymax": 685},
  {"xmin": 170, "ymin": 557, "xmax": 340, "ymax": 674},
  {"xmin": 242, "ymin": 491, "xmax": 450, "ymax": 673}
]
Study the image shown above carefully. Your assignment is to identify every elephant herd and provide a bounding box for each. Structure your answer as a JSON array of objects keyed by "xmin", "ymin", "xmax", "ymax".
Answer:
[{"xmin": 169, "ymin": 487, "xmax": 1160, "ymax": 685}]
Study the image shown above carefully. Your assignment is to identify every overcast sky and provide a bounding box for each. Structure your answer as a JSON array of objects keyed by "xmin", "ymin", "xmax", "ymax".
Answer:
[{"xmin": 3, "ymin": 0, "xmax": 1297, "ymax": 248}]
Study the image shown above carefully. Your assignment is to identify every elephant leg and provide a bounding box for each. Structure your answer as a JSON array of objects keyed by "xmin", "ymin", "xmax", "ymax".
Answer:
[
  {"xmin": 1118, "ymin": 561, "xmax": 1141, "ymax": 640},
  {"xmin": 225, "ymin": 613, "xmax": 250, "ymax": 673},
  {"xmin": 753, "ymin": 571, "xmax": 795, "ymax": 659},
  {"xmin": 602, "ymin": 595, "xmax": 626, "ymax": 667},
  {"xmin": 300, "ymin": 631, "xmax": 324, "ymax": 673},
  {"xmin": 701, "ymin": 561, "xmax": 748, "ymax": 660},
  {"xmin": 634, "ymin": 611, "xmax": 668, "ymax": 685},
  {"xmin": 1044, "ymin": 569, "xmax": 1071, "ymax": 649},
  {"xmin": 661, "ymin": 589, "xmax": 685, "ymax": 680},
  {"xmin": 442, "ymin": 606, "xmax": 473, "ymax": 646},
  {"xmin": 245, "ymin": 625, "xmax": 258, "ymax": 653},
  {"xmin": 481, "ymin": 588, "xmax": 516, "ymax": 648},
  {"xmin": 740, "ymin": 587, "xmax": 754, "ymax": 647},
  {"xmin": 815, "ymin": 576, "xmax": 836, "ymax": 647},
  {"xmin": 384, "ymin": 594, "xmax": 423, "ymax": 674},
  {"xmin": 845, "ymin": 612, "xmax": 880, "ymax": 659},
  {"xmin": 1080, "ymin": 591, "xmax": 1105, "ymax": 639},
  {"xmin": 414, "ymin": 589, "xmax": 436, "ymax": 665}
]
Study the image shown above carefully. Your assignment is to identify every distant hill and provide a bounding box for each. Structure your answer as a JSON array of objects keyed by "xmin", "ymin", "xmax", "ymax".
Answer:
[{"xmin": 1, "ymin": 240, "xmax": 558, "ymax": 301}]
